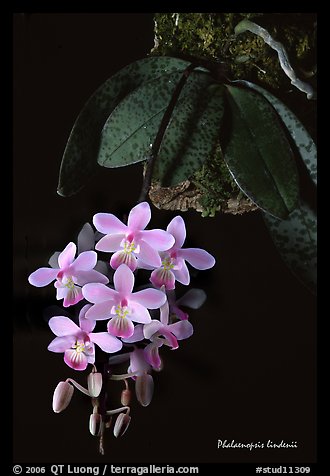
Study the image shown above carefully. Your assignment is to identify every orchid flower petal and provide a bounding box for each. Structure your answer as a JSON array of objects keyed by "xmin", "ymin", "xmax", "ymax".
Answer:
[
  {"xmin": 64, "ymin": 349, "xmax": 89, "ymax": 371},
  {"xmin": 132, "ymin": 287, "xmax": 166, "ymax": 309},
  {"xmin": 62, "ymin": 286, "xmax": 83, "ymax": 307},
  {"xmin": 144, "ymin": 342, "xmax": 162, "ymax": 370},
  {"xmin": 161, "ymin": 329, "xmax": 178, "ymax": 349},
  {"xmin": 107, "ymin": 316, "xmax": 134, "ymax": 339},
  {"xmin": 48, "ymin": 316, "xmax": 81, "ymax": 336},
  {"xmin": 48, "ymin": 335, "xmax": 76, "ymax": 352},
  {"xmin": 82, "ymin": 282, "xmax": 117, "ymax": 303},
  {"xmin": 93, "ymin": 213, "xmax": 127, "ymax": 234},
  {"xmin": 168, "ymin": 320, "xmax": 194, "ymax": 340},
  {"xmin": 28, "ymin": 267, "xmax": 59, "ymax": 287},
  {"xmin": 79, "ymin": 305, "xmax": 96, "ymax": 333},
  {"xmin": 143, "ymin": 320, "xmax": 163, "ymax": 340},
  {"xmin": 138, "ymin": 241, "xmax": 162, "ymax": 268},
  {"xmin": 85, "ymin": 301, "xmax": 113, "ymax": 321},
  {"xmin": 167, "ymin": 215, "xmax": 186, "ymax": 249},
  {"xmin": 178, "ymin": 248, "xmax": 215, "ymax": 270},
  {"xmin": 128, "ymin": 302, "xmax": 151, "ymax": 324},
  {"xmin": 160, "ymin": 300, "xmax": 170, "ymax": 325},
  {"xmin": 135, "ymin": 374, "xmax": 154, "ymax": 407},
  {"xmin": 127, "ymin": 202, "xmax": 151, "ymax": 231},
  {"xmin": 122, "ymin": 324, "xmax": 145, "ymax": 343},
  {"xmin": 74, "ymin": 269, "xmax": 109, "ymax": 286},
  {"xmin": 95, "ymin": 233, "xmax": 125, "ymax": 252},
  {"xmin": 114, "ymin": 264, "xmax": 134, "ymax": 296},
  {"xmin": 71, "ymin": 251, "xmax": 97, "ymax": 271},
  {"xmin": 129, "ymin": 348, "xmax": 151, "ymax": 376},
  {"xmin": 58, "ymin": 242, "xmax": 76, "ymax": 269},
  {"xmin": 110, "ymin": 250, "xmax": 137, "ymax": 271},
  {"xmin": 150, "ymin": 268, "xmax": 176, "ymax": 290},
  {"xmin": 173, "ymin": 260, "xmax": 190, "ymax": 286},
  {"xmin": 90, "ymin": 332, "xmax": 123, "ymax": 353},
  {"xmin": 139, "ymin": 229, "xmax": 175, "ymax": 251}
]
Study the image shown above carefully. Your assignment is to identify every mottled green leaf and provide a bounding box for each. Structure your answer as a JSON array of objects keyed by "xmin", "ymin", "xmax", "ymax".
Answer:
[
  {"xmin": 231, "ymin": 80, "xmax": 317, "ymax": 186},
  {"xmin": 262, "ymin": 201, "xmax": 317, "ymax": 294},
  {"xmin": 222, "ymin": 85, "xmax": 300, "ymax": 219},
  {"xmin": 99, "ymin": 69, "xmax": 223, "ymax": 187},
  {"xmin": 155, "ymin": 83, "xmax": 225, "ymax": 186},
  {"xmin": 57, "ymin": 56, "xmax": 192, "ymax": 196}
]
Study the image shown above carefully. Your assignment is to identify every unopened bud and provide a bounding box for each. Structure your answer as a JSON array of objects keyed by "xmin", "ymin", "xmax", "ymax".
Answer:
[
  {"xmin": 113, "ymin": 412, "xmax": 131, "ymax": 438},
  {"xmin": 135, "ymin": 374, "xmax": 154, "ymax": 407},
  {"xmin": 121, "ymin": 388, "xmax": 132, "ymax": 406},
  {"xmin": 52, "ymin": 381, "xmax": 74, "ymax": 413},
  {"xmin": 87, "ymin": 372, "xmax": 102, "ymax": 397},
  {"xmin": 89, "ymin": 412, "xmax": 102, "ymax": 436}
]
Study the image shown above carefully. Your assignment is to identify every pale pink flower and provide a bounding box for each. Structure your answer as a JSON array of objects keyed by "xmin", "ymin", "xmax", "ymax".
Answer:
[
  {"xmin": 150, "ymin": 216, "xmax": 215, "ymax": 290},
  {"xmin": 28, "ymin": 242, "xmax": 109, "ymax": 307},
  {"xmin": 82, "ymin": 264, "xmax": 166, "ymax": 339},
  {"xmin": 143, "ymin": 300, "xmax": 194, "ymax": 370},
  {"xmin": 93, "ymin": 202, "xmax": 175, "ymax": 271},
  {"xmin": 48, "ymin": 304, "xmax": 122, "ymax": 371}
]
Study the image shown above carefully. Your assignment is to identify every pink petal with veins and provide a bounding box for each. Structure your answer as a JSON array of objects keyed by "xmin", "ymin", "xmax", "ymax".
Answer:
[
  {"xmin": 110, "ymin": 250, "xmax": 137, "ymax": 271},
  {"xmin": 107, "ymin": 316, "xmax": 134, "ymax": 339},
  {"xmin": 150, "ymin": 268, "xmax": 176, "ymax": 290},
  {"xmin": 64, "ymin": 349, "xmax": 89, "ymax": 371}
]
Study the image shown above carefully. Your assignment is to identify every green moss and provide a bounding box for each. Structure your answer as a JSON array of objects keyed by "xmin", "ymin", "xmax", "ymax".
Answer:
[{"xmin": 150, "ymin": 13, "xmax": 316, "ymax": 216}]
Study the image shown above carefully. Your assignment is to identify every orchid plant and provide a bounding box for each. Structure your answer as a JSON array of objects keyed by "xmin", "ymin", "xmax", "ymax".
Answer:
[{"xmin": 28, "ymin": 201, "xmax": 214, "ymax": 454}]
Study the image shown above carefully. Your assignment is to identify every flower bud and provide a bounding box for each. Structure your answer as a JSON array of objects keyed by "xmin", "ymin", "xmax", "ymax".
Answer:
[
  {"xmin": 52, "ymin": 381, "xmax": 74, "ymax": 413},
  {"xmin": 89, "ymin": 412, "xmax": 102, "ymax": 436},
  {"xmin": 87, "ymin": 372, "xmax": 102, "ymax": 397},
  {"xmin": 120, "ymin": 388, "xmax": 131, "ymax": 406},
  {"xmin": 135, "ymin": 374, "xmax": 154, "ymax": 407},
  {"xmin": 113, "ymin": 412, "xmax": 131, "ymax": 438}
]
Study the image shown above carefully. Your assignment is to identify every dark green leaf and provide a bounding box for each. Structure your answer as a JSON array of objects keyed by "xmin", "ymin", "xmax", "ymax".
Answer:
[
  {"xmin": 99, "ymin": 69, "xmax": 224, "ymax": 187},
  {"xmin": 57, "ymin": 56, "xmax": 192, "ymax": 196},
  {"xmin": 222, "ymin": 85, "xmax": 300, "ymax": 219},
  {"xmin": 262, "ymin": 201, "xmax": 317, "ymax": 294},
  {"xmin": 231, "ymin": 80, "xmax": 317, "ymax": 186}
]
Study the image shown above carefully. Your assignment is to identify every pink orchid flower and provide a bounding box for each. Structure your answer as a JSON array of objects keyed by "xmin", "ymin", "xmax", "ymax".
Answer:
[
  {"xmin": 47, "ymin": 304, "xmax": 122, "ymax": 371},
  {"xmin": 82, "ymin": 264, "xmax": 167, "ymax": 339},
  {"xmin": 93, "ymin": 201, "xmax": 175, "ymax": 271},
  {"xmin": 150, "ymin": 216, "xmax": 215, "ymax": 290},
  {"xmin": 143, "ymin": 299, "xmax": 194, "ymax": 370},
  {"xmin": 28, "ymin": 242, "xmax": 109, "ymax": 307}
]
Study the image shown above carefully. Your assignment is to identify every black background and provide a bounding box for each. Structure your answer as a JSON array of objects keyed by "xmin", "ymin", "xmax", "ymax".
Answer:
[{"xmin": 13, "ymin": 13, "xmax": 316, "ymax": 464}]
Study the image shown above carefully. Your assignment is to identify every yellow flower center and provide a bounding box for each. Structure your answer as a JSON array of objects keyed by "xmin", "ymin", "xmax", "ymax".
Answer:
[
  {"xmin": 64, "ymin": 277, "xmax": 75, "ymax": 290},
  {"xmin": 123, "ymin": 241, "xmax": 137, "ymax": 254},
  {"xmin": 72, "ymin": 341, "xmax": 85, "ymax": 353},
  {"xmin": 115, "ymin": 305, "xmax": 129, "ymax": 319},
  {"xmin": 162, "ymin": 257, "xmax": 174, "ymax": 271}
]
